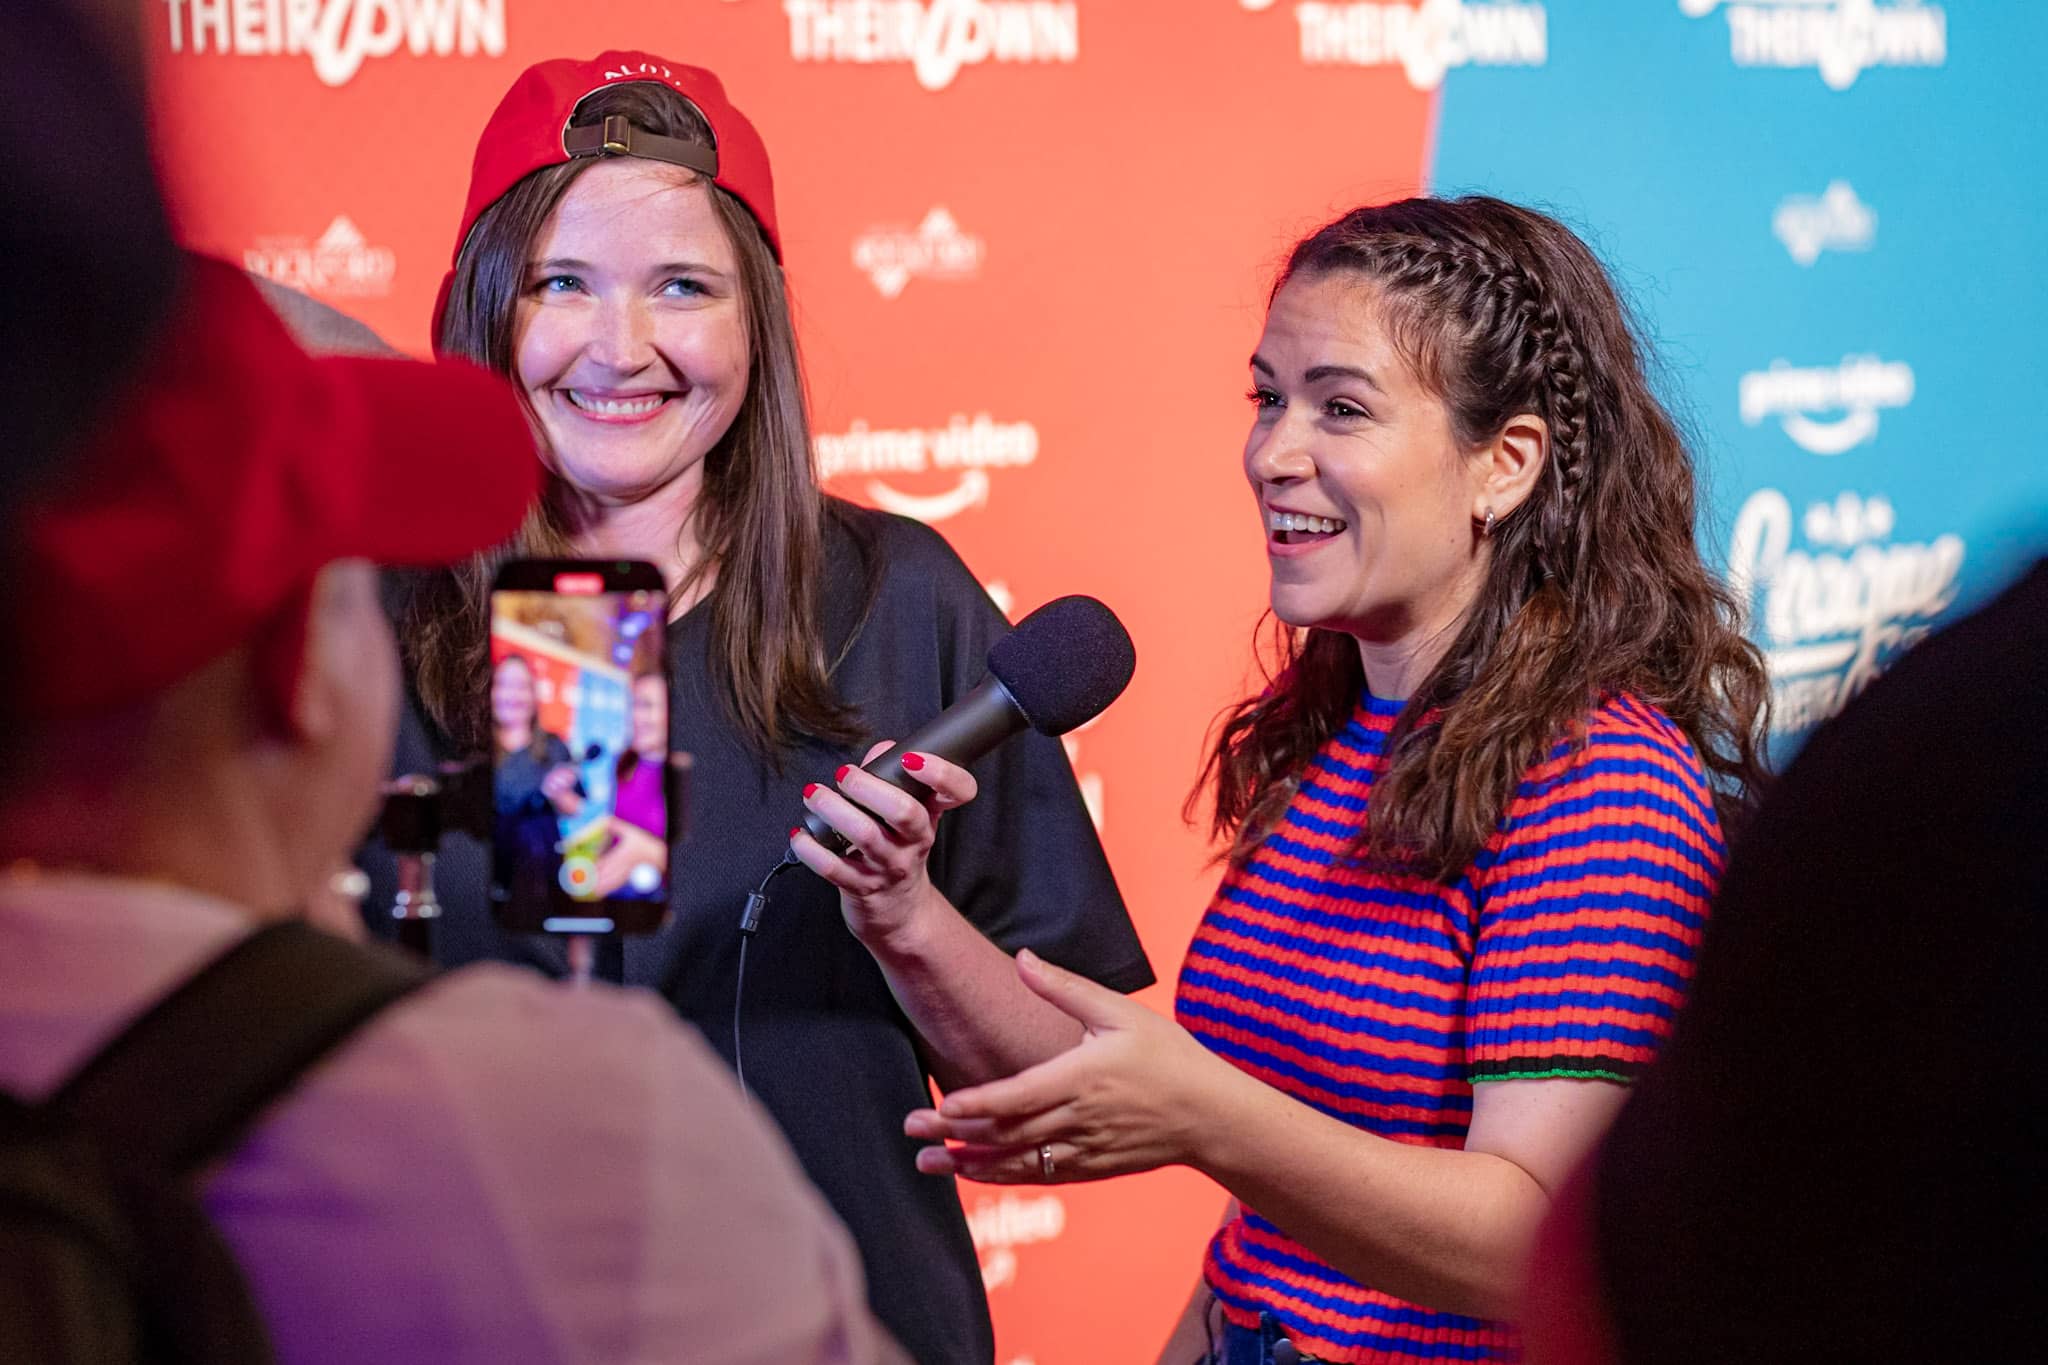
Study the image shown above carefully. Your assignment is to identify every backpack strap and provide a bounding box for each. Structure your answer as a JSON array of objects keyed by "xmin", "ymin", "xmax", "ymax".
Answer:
[{"xmin": 47, "ymin": 920, "xmax": 433, "ymax": 1174}]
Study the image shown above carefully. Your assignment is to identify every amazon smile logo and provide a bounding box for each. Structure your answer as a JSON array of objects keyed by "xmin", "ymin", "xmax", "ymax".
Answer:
[
  {"xmin": 814, "ymin": 414, "xmax": 1039, "ymax": 522},
  {"xmin": 1738, "ymin": 355, "xmax": 1914, "ymax": 456}
]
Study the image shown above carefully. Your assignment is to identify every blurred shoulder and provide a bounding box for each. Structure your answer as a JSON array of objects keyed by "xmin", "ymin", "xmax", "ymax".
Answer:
[{"xmin": 368, "ymin": 962, "xmax": 735, "ymax": 1101}]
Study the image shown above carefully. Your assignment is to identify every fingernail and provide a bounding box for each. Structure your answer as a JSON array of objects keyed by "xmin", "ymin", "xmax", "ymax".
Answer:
[
  {"xmin": 1017, "ymin": 948, "xmax": 1040, "ymax": 968},
  {"xmin": 835, "ymin": 765, "xmax": 851, "ymax": 782},
  {"xmin": 803, "ymin": 783, "xmax": 819, "ymax": 799},
  {"xmin": 902, "ymin": 752, "xmax": 926, "ymax": 772},
  {"xmin": 789, "ymin": 826, "xmax": 803, "ymax": 840}
]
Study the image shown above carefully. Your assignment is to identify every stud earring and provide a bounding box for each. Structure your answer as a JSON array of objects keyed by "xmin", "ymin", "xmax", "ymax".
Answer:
[{"xmin": 1479, "ymin": 507, "xmax": 1496, "ymax": 538}]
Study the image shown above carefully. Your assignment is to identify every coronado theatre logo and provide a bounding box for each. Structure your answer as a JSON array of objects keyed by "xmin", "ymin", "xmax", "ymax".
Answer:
[
  {"xmin": 1773, "ymin": 181, "xmax": 1876, "ymax": 266},
  {"xmin": 853, "ymin": 209, "xmax": 986, "ymax": 299},
  {"xmin": 243, "ymin": 216, "xmax": 397, "ymax": 298},
  {"xmin": 1242, "ymin": 0, "xmax": 1547, "ymax": 91},
  {"xmin": 814, "ymin": 413, "xmax": 1039, "ymax": 522},
  {"xmin": 1678, "ymin": 0, "xmax": 1946, "ymax": 91},
  {"xmin": 161, "ymin": 0, "xmax": 508, "ymax": 87},
  {"xmin": 783, "ymin": 0, "xmax": 1080, "ymax": 91},
  {"xmin": 1726, "ymin": 488, "xmax": 1964, "ymax": 733}
]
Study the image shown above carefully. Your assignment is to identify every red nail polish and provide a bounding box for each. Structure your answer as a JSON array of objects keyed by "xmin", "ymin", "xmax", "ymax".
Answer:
[
  {"xmin": 835, "ymin": 764, "xmax": 851, "ymax": 782},
  {"xmin": 803, "ymin": 783, "xmax": 819, "ymax": 798},
  {"xmin": 789, "ymin": 826, "xmax": 803, "ymax": 840},
  {"xmin": 902, "ymin": 752, "xmax": 926, "ymax": 772}
]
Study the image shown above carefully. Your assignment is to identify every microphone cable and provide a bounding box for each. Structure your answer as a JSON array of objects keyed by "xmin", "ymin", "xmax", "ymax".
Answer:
[{"xmin": 732, "ymin": 850, "xmax": 798, "ymax": 1100}]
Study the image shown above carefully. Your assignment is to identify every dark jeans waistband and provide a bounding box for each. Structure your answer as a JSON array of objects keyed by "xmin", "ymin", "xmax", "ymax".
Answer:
[{"xmin": 1216, "ymin": 1312, "xmax": 1320, "ymax": 1365}]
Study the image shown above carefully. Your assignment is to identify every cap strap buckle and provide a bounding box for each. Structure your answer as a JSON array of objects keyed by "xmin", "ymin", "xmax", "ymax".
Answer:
[{"xmin": 562, "ymin": 114, "xmax": 718, "ymax": 179}]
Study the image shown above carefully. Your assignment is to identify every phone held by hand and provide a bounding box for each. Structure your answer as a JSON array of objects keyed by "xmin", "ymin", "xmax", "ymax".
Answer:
[{"xmin": 488, "ymin": 559, "xmax": 671, "ymax": 936}]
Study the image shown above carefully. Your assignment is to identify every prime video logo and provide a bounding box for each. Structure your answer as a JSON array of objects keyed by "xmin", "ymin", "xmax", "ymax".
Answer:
[
  {"xmin": 813, "ymin": 414, "xmax": 1040, "ymax": 522},
  {"xmin": 1738, "ymin": 355, "xmax": 1914, "ymax": 455},
  {"xmin": 1773, "ymin": 181, "xmax": 1876, "ymax": 266},
  {"xmin": 1679, "ymin": 0, "xmax": 1946, "ymax": 92}
]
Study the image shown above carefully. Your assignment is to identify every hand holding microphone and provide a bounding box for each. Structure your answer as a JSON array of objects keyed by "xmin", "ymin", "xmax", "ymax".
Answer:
[{"xmin": 787, "ymin": 595, "xmax": 1136, "ymax": 943}]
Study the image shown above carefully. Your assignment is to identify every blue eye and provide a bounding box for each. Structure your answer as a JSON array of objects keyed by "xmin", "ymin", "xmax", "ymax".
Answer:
[
  {"xmin": 533, "ymin": 274, "xmax": 584, "ymax": 295},
  {"xmin": 662, "ymin": 276, "xmax": 708, "ymax": 298}
]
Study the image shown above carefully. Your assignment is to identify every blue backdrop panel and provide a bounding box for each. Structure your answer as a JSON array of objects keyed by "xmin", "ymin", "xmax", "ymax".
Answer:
[{"xmin": 1425, "ymin": 0, "xmax": 2045, "ymax": 750}]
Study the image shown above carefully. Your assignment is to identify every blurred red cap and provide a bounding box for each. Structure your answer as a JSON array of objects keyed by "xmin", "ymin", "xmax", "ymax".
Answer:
[{"xmin": 13, "ymin": 256, "xmax": 539, "ymax": 717}]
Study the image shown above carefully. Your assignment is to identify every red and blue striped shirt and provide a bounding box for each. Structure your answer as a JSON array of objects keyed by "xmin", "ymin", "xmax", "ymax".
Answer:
[{"xmin": 1175, "ymin": 691, "xmax": 1720, "ymax": 1363}]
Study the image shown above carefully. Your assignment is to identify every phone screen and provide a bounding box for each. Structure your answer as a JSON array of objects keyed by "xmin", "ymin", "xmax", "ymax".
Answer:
[{"xmin": 488, "ymin": 560, "xmax": 669, "ymax": 935}]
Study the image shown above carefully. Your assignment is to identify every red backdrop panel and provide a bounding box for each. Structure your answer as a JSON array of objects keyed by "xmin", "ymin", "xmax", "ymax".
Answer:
[{"xmin": 144, "ymin": 4, "xmax": 1433, "ymax": 1359}]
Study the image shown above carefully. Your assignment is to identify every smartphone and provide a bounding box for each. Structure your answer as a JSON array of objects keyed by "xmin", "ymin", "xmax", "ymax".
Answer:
[{"xmin": 488, "ymin": 559, "xmax": 670, "ymax": 935}]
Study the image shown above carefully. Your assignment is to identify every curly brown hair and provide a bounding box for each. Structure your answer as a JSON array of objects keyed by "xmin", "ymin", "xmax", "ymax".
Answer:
[{"xmin": 1199, "ymin": 197, "xmax": 1770, "ymax": 881}]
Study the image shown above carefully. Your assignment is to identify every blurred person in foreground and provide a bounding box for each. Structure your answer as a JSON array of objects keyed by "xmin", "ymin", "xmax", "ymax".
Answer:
[
  {"xmin": 0, "ymin": 255, "xmax": 905, "ymax": 1365},
  {"xmin": 0, "ymin": 0, "xmax": 179, "ymax": 743},
  {"xmin": 904, "ymin": 197, "xmax": 1772, "ymax": 1365},
  {"xmin": 1522, "ymin": 557, "xmax": 2047, "ymax": 1365}
]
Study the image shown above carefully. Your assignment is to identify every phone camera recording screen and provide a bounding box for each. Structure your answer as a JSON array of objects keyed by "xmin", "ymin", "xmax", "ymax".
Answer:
[{"xmin": 489, "ymin": 561, "xmax": 668, "ymax": 935}]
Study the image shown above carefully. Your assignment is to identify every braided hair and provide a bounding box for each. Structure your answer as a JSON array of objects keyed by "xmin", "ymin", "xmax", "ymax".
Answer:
[{"xmin": 1200, "ymin": 197, "xmax": 1770, "ymax": 880}]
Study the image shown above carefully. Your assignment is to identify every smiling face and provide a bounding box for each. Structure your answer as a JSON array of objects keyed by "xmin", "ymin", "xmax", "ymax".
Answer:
[
  {"xmin": 1246, "ymin": 270, "xmax": 1495, "ymax": 681},
  {"xmin": 513, "ymin": 158, "xmax": 751, "ymax": 507},
  {"xmin": 491, "ymin": 654, "xmax": 538, "ymax": 735}
]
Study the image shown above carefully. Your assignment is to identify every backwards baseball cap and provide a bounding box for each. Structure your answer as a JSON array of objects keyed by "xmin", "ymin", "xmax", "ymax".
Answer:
[
  {"xmin": 12, "ymin": 255, "xmax": 540, "ymax": 718},
  {"xmin": 432, "ymin": 51, "xmax": 780, "ymax": 349}
]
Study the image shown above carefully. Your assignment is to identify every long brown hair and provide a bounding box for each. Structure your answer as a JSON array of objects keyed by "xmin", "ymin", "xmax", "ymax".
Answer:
[
  {"xmin": 404, "ymin": 82, "xmax": 866, "ymax": 759},
  {"xmin": 1200, "ymin": 197, "xmax": 1770, "ymax": 881}
]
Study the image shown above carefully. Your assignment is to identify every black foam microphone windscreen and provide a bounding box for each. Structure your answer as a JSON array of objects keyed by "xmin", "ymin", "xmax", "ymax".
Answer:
[
  {"xmin": 794, "ymin": 595, "xmax": 1136, "ymax": 854},
  {"xmin": 986, "ymin": 594, "xmax": 1138, "ymax": 736}
]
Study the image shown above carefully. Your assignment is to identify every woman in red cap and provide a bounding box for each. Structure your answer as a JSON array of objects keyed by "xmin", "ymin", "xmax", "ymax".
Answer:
[{"xmin": 390, "ymin": 52, "xmax": 1152, "ymax": 1365}]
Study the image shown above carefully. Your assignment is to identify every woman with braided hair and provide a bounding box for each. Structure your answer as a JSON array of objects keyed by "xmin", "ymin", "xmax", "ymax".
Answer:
[{"xmin": 904, "ymin": 197, "xmax": 1770, "ymax": 1364}]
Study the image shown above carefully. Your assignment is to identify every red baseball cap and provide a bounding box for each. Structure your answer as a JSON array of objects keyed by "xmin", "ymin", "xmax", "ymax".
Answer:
[
  {"xmin": 12, "ymin": 256, "xmax": 540, "ymax": 717},
  {"xmin": 433, "ymin": 51, "xmax": 780, "ymax": 348}
]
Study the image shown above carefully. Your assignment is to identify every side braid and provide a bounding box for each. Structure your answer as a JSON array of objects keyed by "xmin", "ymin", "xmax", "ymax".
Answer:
[
  {"xmin": 1208, "ymin": 195, "xmax": 1770, "ymax": 882},
  {"xmin": 1315, "ymin": 231, "xmax": 1596, "ymax": 572}
]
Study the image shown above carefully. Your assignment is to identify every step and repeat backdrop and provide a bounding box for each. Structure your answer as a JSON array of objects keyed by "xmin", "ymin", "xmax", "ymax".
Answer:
[{"xmin": 145, "ymin": 2, "xmax": 2045, "ymax": 1361}]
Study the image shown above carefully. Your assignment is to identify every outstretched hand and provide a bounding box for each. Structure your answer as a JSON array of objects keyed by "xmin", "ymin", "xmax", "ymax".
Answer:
[
  {"xmin": 903, "ymin": 950, "xmax": 1244, "ymax": 1184},
  {"xmin": 789, "ymin": 741, "xmax": 979, "ymax": 947}
]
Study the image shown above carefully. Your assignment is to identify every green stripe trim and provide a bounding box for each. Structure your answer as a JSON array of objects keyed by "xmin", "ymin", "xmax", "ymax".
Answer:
[{"xmin": 1472, "ymin": 1066, "xmax": 1634, "ymax": 1084}]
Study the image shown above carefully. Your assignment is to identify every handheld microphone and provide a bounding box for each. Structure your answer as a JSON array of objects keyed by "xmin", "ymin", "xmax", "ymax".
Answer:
[{"xmin": 795, "ymin": 594, "xmax": 1136, "ymax": 856}]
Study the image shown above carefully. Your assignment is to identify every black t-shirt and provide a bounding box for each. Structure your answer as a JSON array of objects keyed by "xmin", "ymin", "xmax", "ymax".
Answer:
[{"xmin": 367, "ymin": 503, "xmax": 1154, "ymax": 1364}]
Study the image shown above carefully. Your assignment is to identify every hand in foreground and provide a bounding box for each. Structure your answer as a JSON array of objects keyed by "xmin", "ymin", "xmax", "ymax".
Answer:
[
  {"xmin": 903, "ymin": 949, "xmax": 1242, "ymax": 1184},
  {"xmin": 788, "ymin": 742, "xmax": 978, "ymax": 946},
  {"xmin": 539, "ymin": 763, "xmax": 583, "ymax": 813},
  {"xmin": 590, "ymin": 820, "xmax": 666, "ymax": 899}
]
